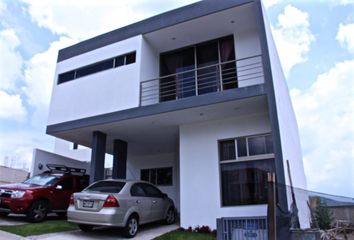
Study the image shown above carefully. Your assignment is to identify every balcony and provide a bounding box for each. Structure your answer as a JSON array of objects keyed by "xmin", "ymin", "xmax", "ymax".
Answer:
[{"xmin": 140, "ymin": 55, "xmax": 264, "ymax": 106}]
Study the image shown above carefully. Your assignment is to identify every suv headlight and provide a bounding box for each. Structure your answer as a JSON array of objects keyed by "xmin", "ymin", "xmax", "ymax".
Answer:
[{"xmin": 11, "ymin": 190, "xmax": 26, "ymax": 198}]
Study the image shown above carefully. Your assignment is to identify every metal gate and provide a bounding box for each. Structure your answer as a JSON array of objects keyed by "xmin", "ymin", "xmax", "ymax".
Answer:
[{"xmin": 217, "ymin": 217, "xmax": 268, "ymax": 240}]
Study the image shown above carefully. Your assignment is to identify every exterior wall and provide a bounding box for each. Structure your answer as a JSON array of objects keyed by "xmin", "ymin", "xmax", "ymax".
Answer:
[
  {"xmin": 329, "ymin": 207, "xmax": 354, "ymax": 224},
  {"xmin": 48, "ymin": 35, "xmax": 143, "ymax": 125},
  {"xmin": 262, "ymin": 5, "xmax": 310, "ymax": 228},
  {"xmin": 31, "ymin": 148, "xmax": 90, "ymax": 176},
  {"xmin": 179, "ymin": 113, "xmax": 271, "ymax": 229},
  {"xmin": 0, "ymin": 166, "xmax": 28, "ymax": 184},
  {"xmin": 126, "ymin": 152, "xmax": 180, "ymax": 211},
  {"xmin": 54, "ymin": 138, "xmax": 91, "ymax": 162},
  {"xmin": 234, "ymin": 30, "xmax": 264, "ymax": 87}
]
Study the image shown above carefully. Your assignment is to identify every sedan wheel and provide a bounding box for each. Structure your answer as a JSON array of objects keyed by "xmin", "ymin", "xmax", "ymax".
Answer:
[
  {"xmin": 165, "ymin": 207, "xmax": 175, "ymax": 224},
  {"xmin": 124, "ymin": 215, "xmax": 139, "ymax": 238},
  {"xmin": 27, "ymin": 200, "xmax": 48, "ymax": 222}
]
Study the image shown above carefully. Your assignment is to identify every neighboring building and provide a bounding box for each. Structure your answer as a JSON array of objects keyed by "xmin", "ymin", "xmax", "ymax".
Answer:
[
  {"xmin": 45, "ymin": 0, "xmax": 310, "ymax": 236},
  {"xmin": 0, "ymin": 165, "xmax": 28, "ymax": 184}
]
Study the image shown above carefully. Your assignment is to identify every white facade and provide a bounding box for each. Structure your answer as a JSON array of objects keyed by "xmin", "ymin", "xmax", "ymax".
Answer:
[{"xmin": 45, "ymin": 0, "xmax": 310, "ymax": 235}]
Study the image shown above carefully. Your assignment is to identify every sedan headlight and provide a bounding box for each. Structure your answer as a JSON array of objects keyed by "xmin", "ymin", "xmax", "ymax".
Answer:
[{"xmin": 11, "ymin": 190, "xmax": 26, "ymax": 198}]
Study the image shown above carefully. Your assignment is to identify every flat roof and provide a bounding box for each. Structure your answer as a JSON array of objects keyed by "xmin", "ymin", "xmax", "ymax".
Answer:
[{"xmin": 57, "ymin": 0, "xmax": 256, "ymax": 62}]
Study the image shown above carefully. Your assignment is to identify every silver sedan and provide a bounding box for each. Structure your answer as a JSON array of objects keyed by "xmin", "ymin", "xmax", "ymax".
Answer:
[{"xmin": 67, "ymin": 179, "xmax": 176, "ymax": 238}]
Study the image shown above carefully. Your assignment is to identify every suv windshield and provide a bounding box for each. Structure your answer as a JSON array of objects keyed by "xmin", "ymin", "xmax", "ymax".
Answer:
[
  {"xmin": 23, "ymin": 175, "xmax": 60, "ymax": 186},
  {"xmin": 84, "ymin": 181, "xmax": 125, "ymax": 193}
]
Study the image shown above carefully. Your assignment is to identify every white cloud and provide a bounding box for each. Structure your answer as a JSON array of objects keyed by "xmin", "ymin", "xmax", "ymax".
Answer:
[
  {"xmin": 0, "ymin": 29, "xmax": 24, "ymax": 90},
  {"xmin": 330, "ymin": 0, "xmax": 354, "ymax": 5},
  {"xmin": 291, "ymin": 60, "xmax": 354, "ymax": 197},
  {"xmin": 22, "ymin": 36, "xmax": 76, "ymax": 128},
  {"xmin": 0, "ymin": 90, "xmax": 26, "ymax": 121},
  {"xmin": 272, "ymin": 5, "xmax": 315, "ymax": 76},
  {"xmin": 262, "ymin": 0, "xmax": 282, "ymax": 9},
  {"xmin": 0, "ymin": 0, "xmax": 6, "ymax": 15},
  {"xmin": 21, "ymin": 0, "xmax": 199, "ymax": 41},
  {"xmin": 336, "ymin": 23, "xmax": 354, "ymax": 54}
]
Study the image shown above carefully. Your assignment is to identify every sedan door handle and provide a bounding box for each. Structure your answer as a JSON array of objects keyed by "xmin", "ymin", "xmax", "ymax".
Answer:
[
  {"xmin": 136, "ymin": 200, "xmax": 141, "ymax": 204},
  {"xmin": 152, "ymin": 200, "xmax": 157, "ymax": 204}
]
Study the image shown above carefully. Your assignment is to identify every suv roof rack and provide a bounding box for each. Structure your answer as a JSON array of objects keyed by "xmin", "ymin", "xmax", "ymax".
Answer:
[{"xmin": 45, "ymin": 164, "xmax": 87, "ymax": 176}]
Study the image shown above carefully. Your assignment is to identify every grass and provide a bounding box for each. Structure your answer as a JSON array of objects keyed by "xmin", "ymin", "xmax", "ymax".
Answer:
[
  {"xmin": 0, "ymin": 220, "xmax": 78, "ymax": 237},
  {"xmin": 154, "ymin": 229, "xmax": 216, "ymax": 240}
]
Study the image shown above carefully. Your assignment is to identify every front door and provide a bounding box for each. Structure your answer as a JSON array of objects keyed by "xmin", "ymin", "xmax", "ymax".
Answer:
[{"xmin": 51, "ymin": 177, "xmax": 74, "ymax": 210}]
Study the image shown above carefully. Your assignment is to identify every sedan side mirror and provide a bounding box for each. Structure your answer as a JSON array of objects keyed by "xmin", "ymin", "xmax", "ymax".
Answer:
[{"xmin": 162, "ymin": 193, "xmax": 168, "ymax": 199}]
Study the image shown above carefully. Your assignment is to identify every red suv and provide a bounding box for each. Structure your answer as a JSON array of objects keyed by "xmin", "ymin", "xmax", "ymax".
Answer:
[{"xmin": 0, "ymin": 164, "xmax": 89, "ymax": 222}]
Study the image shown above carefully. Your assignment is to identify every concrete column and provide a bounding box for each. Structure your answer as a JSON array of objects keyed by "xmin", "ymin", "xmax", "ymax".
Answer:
[
  {"xmin": 90, "ymin": 131, "xmax": 106, "ymax": 183},
  {"xmin": 112, "ymin": 139, "xmax": 128, "ymax": 179}
]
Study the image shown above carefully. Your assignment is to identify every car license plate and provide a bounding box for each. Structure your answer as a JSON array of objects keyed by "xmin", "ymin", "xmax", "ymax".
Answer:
[{"xmin": 82, "ymin": 200, "xmax": 94, "ymax": 208}]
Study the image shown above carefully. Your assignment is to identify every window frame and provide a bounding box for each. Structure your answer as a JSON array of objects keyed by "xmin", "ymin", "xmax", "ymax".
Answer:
[
  {"xmin": 140, "ymin": 167, "xmax": 173, "ymax": 186},
  {"xmin": 218, "ymin": 133, "xmax": 275, "ymax": 207}
]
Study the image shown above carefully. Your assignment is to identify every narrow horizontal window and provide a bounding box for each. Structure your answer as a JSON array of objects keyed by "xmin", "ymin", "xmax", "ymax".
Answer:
[
  {"xmin": 58, "ymin": 70, "xmax": 75, "ymax": 84},
  {"xmin": 125, "ymin": 52, "xmax": 136, "ymax": 64},
  {"xmin": 57, "ymin": 51, "xmax": 136, "ymax": 84}
]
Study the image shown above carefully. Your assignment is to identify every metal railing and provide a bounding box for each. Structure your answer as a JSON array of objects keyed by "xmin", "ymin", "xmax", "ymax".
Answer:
[
  {"xmin": 217, "ymin": 216, "xmax": 268, "ymax": 240},
  {"xmin": 140, "ymin": 55, "xmax": 264, "ymax": 106}
]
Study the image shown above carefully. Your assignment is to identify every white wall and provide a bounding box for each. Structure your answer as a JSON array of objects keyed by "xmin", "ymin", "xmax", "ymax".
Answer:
[
  {"xmin": 234, "ymin": 30, "xmax": 264, "ymax": 87},
  {"xmin": 179, "ymin": 113, "xmax": 271, "ymax": 229},
  {"xmin": 126, "ymin": 152, "xmax": 180, "ymax": 211},
  {"xmin": 262, "ymin": 4, "xmax": 310, "ymax": 228},
  {"xmin": 48, "ymin": 36, "xmax": 143, "ymax": 125},
  {"xmin": 31, "ymin": 149, "xmax": 90, "ymax": 176},
  {"xmin": 0, "ymin": 166, "xmax": 28, "ymax": 184}
]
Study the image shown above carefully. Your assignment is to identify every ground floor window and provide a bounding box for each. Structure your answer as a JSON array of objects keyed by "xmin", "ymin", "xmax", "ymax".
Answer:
[
  {"xmin": 220, "ymin": 159, "xmax": 275, "ymax": 206},
  {"xmin": 141, "ymin": 167, "xmax": 173, "ymax": 186},
  {"xmin": 218, "ymin": 133, "xmax": 275, "ymax": 206}
]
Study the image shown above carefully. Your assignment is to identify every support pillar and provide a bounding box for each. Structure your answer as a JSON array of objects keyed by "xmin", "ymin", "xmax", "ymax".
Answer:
[
  {"xmin": 90, "ymin": 131, "xmax": 106, "ymax": 183},
  {"xmin": 112, "ymin": 139, "xmax": 128, "ymax": 179}
]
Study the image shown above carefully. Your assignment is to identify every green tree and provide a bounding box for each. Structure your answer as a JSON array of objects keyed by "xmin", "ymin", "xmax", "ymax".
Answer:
[{"xmin": 314, "ymin": 197, "xmax": 333, "ymax": 230}]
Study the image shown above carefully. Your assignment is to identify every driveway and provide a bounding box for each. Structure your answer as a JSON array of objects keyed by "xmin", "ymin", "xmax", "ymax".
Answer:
[{"xmin": 0, "ymin": 214, "xmax": 179, "ymax": 240}]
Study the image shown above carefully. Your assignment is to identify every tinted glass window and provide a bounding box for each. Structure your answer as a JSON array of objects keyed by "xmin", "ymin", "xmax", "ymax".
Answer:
[
  {"xmin": 142, "ymin": 184, "xmax": 162, "ymax": 198},
  {"xmin": 248, "ymin": 135, "xmax": 273, "ymax": 156},
  {"xmin": 130, "ymin": 184, "xmax": 145, "ymax": 197},
  {"xmin": 115, "ymin": 56, "xmax": 125, "ymax": 67},
  {"xmin": 265, "ymin": 135, "xmax": 273, "ymax": 154},
  {"xmin": 24, "ymin": 175, "xmax": 60, "ymax": 186},
  {"xmin": 59, "ymin": 178, "xmax": 73, "ymax": 190},
  {"xmin": 219, "ymin": 140, "xmax": 236, "ymax": 161},
  {"xmin": 141, "ymin": 169, "xmax": 149, "ymax": 182},
  {"xmin": 157, "ymin": 168, "xmax": 172, "ymax": 185},
  {"xmin": 77, "ymin": 176, "xmax": 89, "ymax": 191},
  {"xmin": 221, "ymin": 159, "xmax": 275, "ymax": 206},
  {"xmin": 58, "ymin": 71, "xmax": 75, "ymax": 84},
  {"xmin": 237, "ymin": 137, "xmax": 247, "ymax": 157},
  {"xmin": 85, "ymin": 181, "xmax": 125, "ymax": 193},
  {"xmin": 76, "ymin": 59, "xmax": 114, "ymax": 78},
  {"xmin": 125, "ymin": 52, "xmax": 136, "ymax": 64}
]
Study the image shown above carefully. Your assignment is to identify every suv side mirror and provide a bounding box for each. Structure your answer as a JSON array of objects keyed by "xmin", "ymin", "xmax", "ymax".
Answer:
[
  {"xmin": 162, "ymin": 193, "xmax": 168, "ymax": 199},
  {"xmin": 56, "ymin": 185, "xmax": 63, "ymax": 190}
]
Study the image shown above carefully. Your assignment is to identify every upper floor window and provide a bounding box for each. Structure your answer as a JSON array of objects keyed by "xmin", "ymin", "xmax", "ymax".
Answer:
[
  {"xmin": 57, "ymin": 51, "xmax": 136, "ymax": 84},
  {"xmin": 159, "ymin": 35, "xmax": 237, "ymax": 102}
]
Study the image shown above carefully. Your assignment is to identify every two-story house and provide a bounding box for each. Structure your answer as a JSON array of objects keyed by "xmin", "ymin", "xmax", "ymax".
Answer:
[{"xmin": 46, "ymin": 0, "xmax": 310, "ymax": 236}]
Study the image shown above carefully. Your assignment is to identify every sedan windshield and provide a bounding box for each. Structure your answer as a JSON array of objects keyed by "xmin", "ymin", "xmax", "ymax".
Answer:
[
  {"xmin": 23, "ymin": 175, "xmax": 60, "ymax": 186},
  {"xmin": 84, "ymin": 181, "xmax": 125, "ymax": 193}
]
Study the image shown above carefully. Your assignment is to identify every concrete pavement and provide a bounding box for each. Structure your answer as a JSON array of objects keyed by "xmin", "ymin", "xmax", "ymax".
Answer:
[{"xmin": 0, "ymin": 214, "xmax": 179, "ymax": 240}]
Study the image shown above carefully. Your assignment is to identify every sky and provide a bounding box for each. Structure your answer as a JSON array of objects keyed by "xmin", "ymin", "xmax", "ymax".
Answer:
[{"xmin": 0, "ymin": 0, "xmax": 353, "ymax": 198}]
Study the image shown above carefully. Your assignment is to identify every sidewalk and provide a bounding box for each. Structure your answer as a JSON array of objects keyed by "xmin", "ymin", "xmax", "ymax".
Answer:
[{"xmin": 0, "ymin": 223, "xmax": 179, "ymax": 240}]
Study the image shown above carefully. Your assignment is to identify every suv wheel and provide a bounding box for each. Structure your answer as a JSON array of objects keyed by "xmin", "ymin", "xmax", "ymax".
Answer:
[
  {"xmin": 124, "ymin": 215, "xmax": 139, "ymax": 238},
  {"xmin": 27, "ymin": 200, "xmax": 48, "ymax": 222},
  {"xmin": 78, "ymin": 224, "xmax": 94, "ymax": 232},
  {"xmin": 165, "ymin": 207, "xmax": 175, "ymax": 224}
]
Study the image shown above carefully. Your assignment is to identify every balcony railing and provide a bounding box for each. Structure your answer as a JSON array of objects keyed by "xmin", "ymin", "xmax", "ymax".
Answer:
[{"xmin": 140, "ymin": 55, "xmax": 264, "ymax": 106}]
